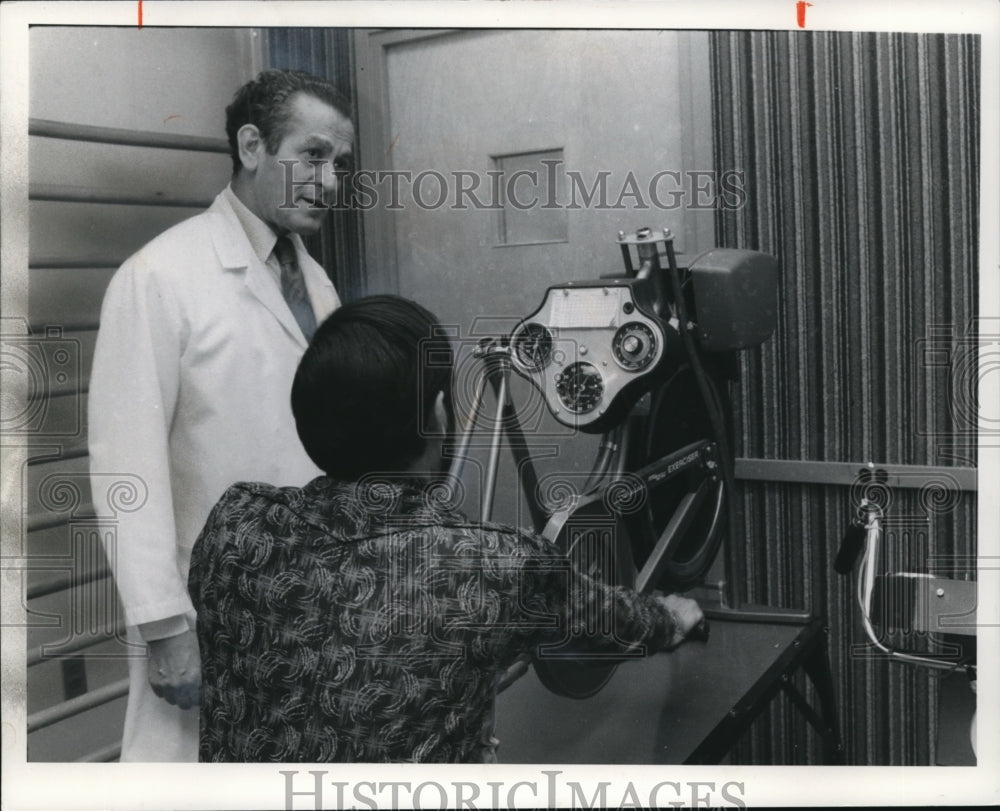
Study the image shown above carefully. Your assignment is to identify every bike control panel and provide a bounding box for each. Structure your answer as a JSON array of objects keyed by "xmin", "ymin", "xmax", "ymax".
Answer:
[{"xmin": 510, "ymin": 280, "xmax": 674, "ymax": 431}]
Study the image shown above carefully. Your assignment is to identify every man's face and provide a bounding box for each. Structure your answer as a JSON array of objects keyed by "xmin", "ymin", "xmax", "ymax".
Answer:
[{"xmin": 241, "ymin": 92, "xmax": 354, "ymax": 235}]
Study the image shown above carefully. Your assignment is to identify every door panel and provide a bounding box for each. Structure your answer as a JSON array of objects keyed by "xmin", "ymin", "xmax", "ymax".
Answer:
[
  {"xmin": 356, "ymin": 28, "xmax": 714, "ymax": 526},
  {"xmin": 372, "ymin": 28, "xmax": 713, "ymax": 327}
]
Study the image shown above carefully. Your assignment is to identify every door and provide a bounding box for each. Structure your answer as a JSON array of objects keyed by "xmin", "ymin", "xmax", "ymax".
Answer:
[{"xmin": 354, "ymin": 27, "xmax": 716, "ymax": 526}]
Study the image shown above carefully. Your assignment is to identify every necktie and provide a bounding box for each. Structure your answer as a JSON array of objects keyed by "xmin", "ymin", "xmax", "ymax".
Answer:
[{"xmin": 273, "ymin": 236, "xmax": 317, "ymax": 342}]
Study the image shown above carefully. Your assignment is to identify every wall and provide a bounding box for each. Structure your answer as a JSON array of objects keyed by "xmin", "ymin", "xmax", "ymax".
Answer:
[
  {"xmin": 25, "ymin": 26, "xmax": 260, "ymax": 761},
  {"xmin": 711, "ymin": 31, "xmax": 980, "ymax": 765}
]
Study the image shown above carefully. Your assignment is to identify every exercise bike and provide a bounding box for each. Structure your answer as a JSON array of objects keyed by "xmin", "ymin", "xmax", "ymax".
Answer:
[{"xmin": 445, "ymin": 226, "xmax": 778, "ymax": 698}]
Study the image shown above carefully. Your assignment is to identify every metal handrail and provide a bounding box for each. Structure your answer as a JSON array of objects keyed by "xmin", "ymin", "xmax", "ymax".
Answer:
[
  {"xmin": 30, "ymin": 182, "xmax": 213, "ymax": 209},
  {"xmin": 27, "ymin": 505, "xmax": 97, "ymax": 534},
  {"xmin": 27, "ymin": 624, "xmax": 127, "ymax": 667},
  {"xmin": 25, "ymin": 445, "xmax": 89, "ymax": 466},
  {"xmin": 30, "ymin": 118, "xmax": 228, "ymax": 153},
  {"xmin": 25, "ymin": 564, "xmax": 109, "ymax": 601},
  {"xmin": 31, "ymin": 256, "xmax": 121, "ymax": 269},
  {"xmin": 75, "ymin": 741, "xmax": 122, "ymax": 763},
  {"xmin": 28, "ymin": 385, "xmax": 90, "ymax": 402},
  {"xmin": 27, "ymin": 677, "xmax": 129, "ymax": 733}
]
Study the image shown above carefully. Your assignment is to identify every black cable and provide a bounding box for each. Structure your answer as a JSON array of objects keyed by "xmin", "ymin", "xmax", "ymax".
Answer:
[{"xmin": 663, "ymin": 239, "xmax": 737, "ymax": 580}]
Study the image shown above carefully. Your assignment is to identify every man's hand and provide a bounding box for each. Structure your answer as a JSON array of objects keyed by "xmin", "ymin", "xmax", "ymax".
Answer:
[
  {"xmin": 657, "ymin": 593, "xmax": 708, "ymax": 649},
  {"xmin": 147, "ymin": 629, "xmax": 201, "ymax": 709}
]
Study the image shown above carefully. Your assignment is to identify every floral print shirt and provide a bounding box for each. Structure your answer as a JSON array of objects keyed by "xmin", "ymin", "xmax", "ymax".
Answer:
[{"xmin": 188, "ymin": 477, "xmax": 680, "ymax": 762}]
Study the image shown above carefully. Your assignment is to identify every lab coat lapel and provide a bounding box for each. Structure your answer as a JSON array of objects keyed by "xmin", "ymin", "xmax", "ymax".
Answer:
[
  {"xmin": 243, "ymin": 258, "xmax": 309, "ymax": 349},
  {"xmin": 206, "ymin": 194, "xmax": 309, "ymax": 349}
]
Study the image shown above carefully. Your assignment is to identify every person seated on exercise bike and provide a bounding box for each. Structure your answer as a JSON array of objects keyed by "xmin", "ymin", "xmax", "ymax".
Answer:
[{"xmin": 187, "ymin": 294, "xmax": 705, "ymax": 763}]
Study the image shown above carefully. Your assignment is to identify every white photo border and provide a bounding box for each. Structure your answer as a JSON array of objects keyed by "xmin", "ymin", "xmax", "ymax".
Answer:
[{"xmin": 2, "ymin": 1, "xmax": 998, "ymax": 808}]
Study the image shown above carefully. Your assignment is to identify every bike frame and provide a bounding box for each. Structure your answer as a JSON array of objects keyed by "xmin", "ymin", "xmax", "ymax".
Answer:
[{"xmin": 443, "ymin": 335, "xmax": 721, "ymax": 596}]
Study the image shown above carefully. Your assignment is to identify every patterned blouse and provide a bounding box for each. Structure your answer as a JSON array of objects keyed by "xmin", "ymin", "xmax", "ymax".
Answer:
[{"xmin": 188, "ymin": 476, "xmax": 681, "ymax": 762}]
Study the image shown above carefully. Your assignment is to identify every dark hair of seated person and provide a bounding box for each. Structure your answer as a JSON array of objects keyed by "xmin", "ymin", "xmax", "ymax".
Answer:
[{"xmin": 291, "ymin": 295, "xmax": 455, "ymax": 481}]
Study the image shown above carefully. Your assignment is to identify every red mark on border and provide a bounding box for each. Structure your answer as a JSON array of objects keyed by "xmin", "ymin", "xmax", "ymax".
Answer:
[
  {"xmin": 138, "ymin": 1, "xmax": 143, "ymax": 28},
  {"xmin": 796, "ymin": 1, "xmax": 812, "ymax": 28},
  {"xmin": 385, "ymin": 131, "xmax": 401, "ymax": 159}
]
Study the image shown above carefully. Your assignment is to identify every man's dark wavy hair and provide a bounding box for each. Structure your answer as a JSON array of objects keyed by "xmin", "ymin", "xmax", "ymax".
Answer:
[
  {"xmin": 224, "ymin": 69, "xmax": 352, "ymax": 174},
  {"xmin": 292, "ymin": 295, "xmax": 455, "ymax": 480}
]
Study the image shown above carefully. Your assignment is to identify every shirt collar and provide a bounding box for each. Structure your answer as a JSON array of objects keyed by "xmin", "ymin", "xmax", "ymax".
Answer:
[
  {"xmin": 302, "ymin": 476, "xmax": 468, "ymax": 526},
  {"xmin": 223, "ymin": 183, "xmax": 283, "ymax": 265}
]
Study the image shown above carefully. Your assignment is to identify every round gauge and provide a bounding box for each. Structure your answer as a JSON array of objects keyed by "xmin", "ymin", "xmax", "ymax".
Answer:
[
  {"xmin": 612, "ymin": 322, "xmax": 658, "ymax": 371},
  {"xmin": 554, "ymin": 362, "xmax": 604, "ymax": 414},
  {"xmin": 512, "ymin": 322, "xmax": 554, "ymax": 371}
]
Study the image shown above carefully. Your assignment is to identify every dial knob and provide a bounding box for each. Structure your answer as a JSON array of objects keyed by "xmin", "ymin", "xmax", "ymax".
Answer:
[{"xmin": 612, "ymin": 322, "xmax": 658, "ymax": 371}]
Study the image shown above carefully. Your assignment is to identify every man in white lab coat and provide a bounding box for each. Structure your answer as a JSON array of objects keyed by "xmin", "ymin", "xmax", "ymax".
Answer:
[{"xmin": 88, "ymin": 69, "xmax": 354, "ymax": 761}]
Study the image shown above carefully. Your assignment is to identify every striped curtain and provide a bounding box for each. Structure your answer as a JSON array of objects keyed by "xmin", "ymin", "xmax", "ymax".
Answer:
[
  {"xmin": 710, "ymin": 32, "xmax": 979, "ymax": 764},
  {"xmin": 267, "ymin": 28, "xmax": 367, "ymax": 302}
]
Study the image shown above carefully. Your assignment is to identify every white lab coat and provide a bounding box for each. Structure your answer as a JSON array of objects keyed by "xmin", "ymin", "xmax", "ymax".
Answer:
[{"xmin": 88, "ymin": 191, "xmax": 340, "ymax": 760}]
